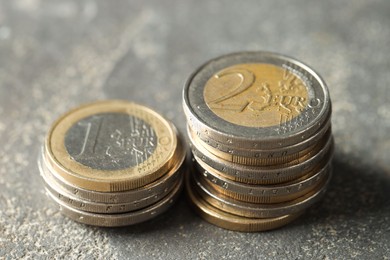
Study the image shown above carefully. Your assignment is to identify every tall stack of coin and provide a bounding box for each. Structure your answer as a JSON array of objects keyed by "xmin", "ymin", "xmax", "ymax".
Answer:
[
  {"xmin": 38, "ymin": 100, "xmax": 185, "ymax": 227},
  {"xmin": 183, "ymin": 52, "xmax": 333, "ymax": 232}
]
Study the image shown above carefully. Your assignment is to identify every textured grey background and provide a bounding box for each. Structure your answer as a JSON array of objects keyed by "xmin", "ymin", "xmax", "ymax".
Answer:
[{"xmin": 1, "ymin": 0, "xmax": 389, "ymax": 259}]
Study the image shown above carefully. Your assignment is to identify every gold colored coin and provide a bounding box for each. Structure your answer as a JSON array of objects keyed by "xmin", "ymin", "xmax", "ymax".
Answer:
[
  {"xmin": 185, "ymin": 171, "xmax": 302, "ymax": 232},
  {"xmin": 203, "ymin": 63, "xmax": 309, "ymax": 128},
  {"xmin": 45, "ymin": 100, "xmax": 180, "ymax": 192}
]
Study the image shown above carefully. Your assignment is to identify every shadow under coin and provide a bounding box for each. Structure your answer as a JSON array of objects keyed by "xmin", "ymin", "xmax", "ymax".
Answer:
[{"xmin": 292, "ymin": 150, "xmax": 390, "ymax": 227}]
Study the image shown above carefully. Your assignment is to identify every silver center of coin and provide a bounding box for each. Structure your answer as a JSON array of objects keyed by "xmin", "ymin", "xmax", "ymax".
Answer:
[{"xmin": 64, "ymin": 113, "xmax": 157, "ymax": 170}]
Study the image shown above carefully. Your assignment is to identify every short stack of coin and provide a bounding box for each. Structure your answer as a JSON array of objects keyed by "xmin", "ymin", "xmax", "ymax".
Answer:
[
  {"xmin": 183, "ymin": 52, "xmax": 334, "ymax": 232},
  {"xmin": 38, "ymin": 100, "xmax": 185, "ymax": 227}
]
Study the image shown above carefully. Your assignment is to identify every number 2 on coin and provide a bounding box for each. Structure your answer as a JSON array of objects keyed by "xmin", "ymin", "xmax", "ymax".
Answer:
[{"xmin": 207, "ymin": 68, "xmax": 255, "ymax": 106}]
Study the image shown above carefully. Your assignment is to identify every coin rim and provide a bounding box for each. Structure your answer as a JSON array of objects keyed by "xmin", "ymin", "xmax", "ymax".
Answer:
[
  {"xmin": 188, "ymin": 111, "xmax": 331, "ymax": 158},
  {"xmin": 189, "ymin": 126, "xmax": 334, "ymax": 183},
  {"xmin": 183, "ymin": 51, "xmax": 331, "ymax": 149},
  {"xmin": 188, "ymin": 124, "xmax": 332, "ymax": 166},
  {"xmin": 38, "ymin": 140, "xmax": 186, "ymax": 203},
  {"xmin": 194, "ymin": 155, "xmax": 332, "ymax": 203},
  {"xmin": 192, "ymin": 169, "xmax": 332, "ymax": 218},
  {"xmin": 185, "ymin": 171, "xmax": 302, "ymax": 232},
  {"xmin": 46, "ymin": 175, "xmax": 183, "ymax": 227},
  {"xmin": 40, "ymin": 154, "xmax": 181, "ymax": 213},
  {"xmin": 45, "ymin": 100, "xmax": 180, "ymax": 192}
]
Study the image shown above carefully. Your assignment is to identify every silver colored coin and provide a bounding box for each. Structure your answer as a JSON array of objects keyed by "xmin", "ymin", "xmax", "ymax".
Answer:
[
  {"xmin": 190, "ymin": 124, "xmax": 334, "ymax": 184},
  {"xmin": 183, "ymin": 51, "xmax": 331, "ymax": 150},
  {"xmin": 45, "ymin": 176, "xmax": 183, "ymax": 227},
  {"xmin": 40, "ymin": 159, "xmax": 179, "ymax": 214},
  {"xmin": 191, "ymin": 170, "xmax": 331, "ymax": 218},
  {"xmin": 194, "ymin": 155, "xmax": 332, "ymax": 202},
  {"xmin": 188, "ymin": 123, "xmax": 332, "ymax": 166},
  {"xmin": 65, "ymin": 113, "xmax": 157, "ymax": 171},
  {"xmin": 188, "ymin": 111, "xmax": 331, "ymax": 159},
  {"xmin": 38, "ymin": 150, "xmax": 185, "ymax": 204}
]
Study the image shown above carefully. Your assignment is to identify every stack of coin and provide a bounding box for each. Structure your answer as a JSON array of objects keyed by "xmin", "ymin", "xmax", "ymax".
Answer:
[
  {"xmin": 183, "ymin": 52, "xmax": 334, "ymax": 232},
  {"xmin": 38, "ymin": 100, "xmax": 185, "ymax": 227}
]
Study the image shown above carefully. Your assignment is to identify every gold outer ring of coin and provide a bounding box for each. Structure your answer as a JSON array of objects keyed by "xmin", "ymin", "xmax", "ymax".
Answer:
[
  {"xmin": 40, "ymin": 156, "xmax": 181, "ymax": 214},
  {"xmin": 46, "ymin": 175, "xmax": 183, "ymax": 227},
  {"xmin": 190, "ymin": 128, "xmax": 334, "ymax": 184},
  {"xmin": 189, "ymin": 108, "xmax": 332, "ymax": 159},
  {"xmin": 192, "ymin": 170, "xmax": 331, "ymax": 219},
  {"xmin": 188, "ymin": 124, "xmax": 331, "ymax": 166},
  {"xmin": 185, "ymin": 171, "xmax": 303, "ymax": 232},
  {"xmin": 194, "ymin": 155, "xmax": 332, "ymax": 204},
  {"xmin": 38, "ymin": 140, "xmax": 186, "ymax": 204},
  {"xmin": 45, "ymin": 100, "xmax": 180, "ymax": 192}
]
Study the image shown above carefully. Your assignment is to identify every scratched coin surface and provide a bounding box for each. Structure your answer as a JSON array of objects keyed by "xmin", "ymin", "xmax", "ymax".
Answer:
[
  {"xmin": 183, "ymin": 51, "xmax": 330, "ymax": 149},
  {"xmin": 45, "ymin": 100, "xmax": 179, "ymax": 192}
]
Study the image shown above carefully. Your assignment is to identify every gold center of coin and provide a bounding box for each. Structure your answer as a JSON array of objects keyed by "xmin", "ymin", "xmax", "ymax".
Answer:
[{"xmin": 203, "ymin": 63, "xmax": 309, "ymax": 127}]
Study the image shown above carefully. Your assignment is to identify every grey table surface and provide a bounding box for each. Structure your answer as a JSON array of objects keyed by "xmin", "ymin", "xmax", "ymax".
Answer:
[{"xmin": 1, "ymin": 0, "xmax": 389, "ymax": 259}]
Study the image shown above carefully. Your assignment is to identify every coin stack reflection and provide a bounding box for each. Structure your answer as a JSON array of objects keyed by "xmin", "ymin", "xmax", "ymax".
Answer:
[
  {"xmin": 38, "ymin": 101, "xmax": 185, "ymax": 227},
  {"xmin": 183, "ymin": 52, "xmax": 334, "ymax": 232}
]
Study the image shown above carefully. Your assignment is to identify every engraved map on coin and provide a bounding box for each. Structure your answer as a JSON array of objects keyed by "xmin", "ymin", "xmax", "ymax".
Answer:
[
  {"xmin": 203, "ymin": 63, "xmax": 309, "ymax": 128},
  {"xmin": 65, "ymin": 113, "xmax": 157, "ymax": 170}
]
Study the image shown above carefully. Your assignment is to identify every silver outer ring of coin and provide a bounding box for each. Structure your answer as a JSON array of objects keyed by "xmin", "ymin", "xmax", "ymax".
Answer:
[
  {"xmin": 183, "ymin": 51, "xmax": 331, "ymax": 150},
  {"xmin": 191, "ymin": 139, "xmax": 333, "ymax": 185},
  {"xmin": 189, "ymin": 125, "xmax": 334, "ymax": 183},
  {"xmin": 188, "ymin": 111, "xmax": 331, "ymax": 158},
  {"xmin": 188, "ymin": 123, "xmax": 331, "ymax": 167},
  {"xmin": 46, "ymin": 176, "xmax": 183, "ymax": 227},
  {"xmin": 40, "ymin": 158, "xmax": 180, "ymax": 214},
  {"xmin": 194, "ymin": 155, "xmax": 332, "ymax": 198},
  {"xmin": 38, "ymin": 143, "xmax": 186, "ymax": 204},
  {"xmin": 191, "ymin": 170, "xmax": 331, "ymax": 218}
]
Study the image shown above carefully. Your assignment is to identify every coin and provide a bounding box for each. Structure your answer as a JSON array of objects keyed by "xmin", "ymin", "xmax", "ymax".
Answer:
[
  {"xmin": 39, "ymin": 100, "xmax": 186, "ymax": 227},
  {"xmin": 185, "ymin": 171, "xmax": 302, "ymax": 232},
  {"xmin": 190, "ymin": 129, "xmax": 334, "ymax": 184},
  {"xmin": 194, "ymin": 155, "xmax": 332, "ymax": 204},
  {"xmin": 192, "ymin": 170, "xmax": 331, "ymax": 218},
  {"xmin": 45, "ymin": 176, "xmax": 183, "ymax": 227},
  {"xmin": 183, "ymin": 52, "xmax": 331, "ymax": 150},
  {"xmin": 45, "ymin": 100, "xmax": 180, "ymax": 192},
  {"xmin": 188, "ymin": 124, "xmax": 331, "ymax": 166},
  {"xmin": 189, "ymin": 112, "xmax": 331, "ymax": 159},
  {"xmin": 183, "ymin": 51, "xmax": 334, "ymax": 232},
  {"xmin": 39, "ymin": 141, "xmax": 186, "ymax": 203},
  {"xmin": 40, "ymin": 157, "xmax": 180, "ymax": 213}
]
